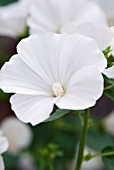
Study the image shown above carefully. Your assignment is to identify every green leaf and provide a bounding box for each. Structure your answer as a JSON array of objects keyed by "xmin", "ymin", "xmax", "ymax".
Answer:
[
  {"xmin": 87, "ymin": 130, "xmax": 114, "ymax": 151},
  {"xmin": 3, "ymin": 152, "xmax": 19, "ymax": 169},
  {"xmin": 44, "ymin": 109, "xmax": 69, "ymax": 122},
  {"xmin": 103, "ymin": 46, "xmax": 111, "ymax": 56},
  {"xmin": 104, "ymin": 89, "xmax": 114, "ymax": 101},
  {"xmin": 102, "ymin": 146, "xmax": 114, "ymax": 170},
  {"xmin": 0, "ymin": 89, "xmax": 10, "ymax": 100},
  {"xmin": 0, "ymin": 0, "xmax": 18, "ymax": 6}
]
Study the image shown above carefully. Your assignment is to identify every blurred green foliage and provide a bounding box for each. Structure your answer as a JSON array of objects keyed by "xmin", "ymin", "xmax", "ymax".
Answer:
[
  {"xmin": 0, "ymin": 0, "xmax": 18, "ymax": 6},
  {"xmin": 102, "ymin": 146, "xmax": 114, "ymax": 170}
]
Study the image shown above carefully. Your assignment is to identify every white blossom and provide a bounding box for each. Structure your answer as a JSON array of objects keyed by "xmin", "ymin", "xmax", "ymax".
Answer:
[
  {"xmin": 27, "ymin": 0, "xmax": 106, "ymax": 34},
  {"xmin": 17, "ymin": 153, "xmax": 37, "ymax": 170},
  {"xmin": 0, "ymin": 0, "xmax": 32, "ymax": 38},
  {"xmin": 0, "ymin": 33, "xmax": 107, "ymax": 125},
  {"xmin": 1, "ymin": 117, "xmax": 32, "ymax": 154},
  {"xmin": 0, "ymin": 130, "xmax": 9, "ymax": 170}
]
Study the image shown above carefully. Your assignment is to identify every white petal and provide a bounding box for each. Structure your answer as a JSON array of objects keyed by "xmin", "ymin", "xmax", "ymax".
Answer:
[
  {"xmin": 27, "ymin": 0, "xmax": 106, "ymax": 34},
  {"xmin": 10, "ymin": 94, "xmax": 54, "ymax": 125},
  {"xmin": 0, "ymin": 54, "xmax": 51, "ymax": 95},
  {"xmin": 62, "ymin": 23, "xmax": 113, "ymax": 51},
  {"xmin": 56, "ymin": 66, "xmax": 104, "ymax": 110},
  {"xmin": 17, "ymin": 33, "xmax": 69, "ymax": 83},
  {"xmin": 58, "ymin": 33, "xmax": 107, "ymax": 84},
  {"xmin": 0, "ymin": 156, "xmax": 4, "ymax": 170},
  {"xmin": 0, "ymin": 135, "xmax": 9, "ymax": 154},
  {"xmin": 1, "ymin": 117, "xmax": 32, "ymax": 154},
  {"xmin": 103, "ymin": 66, "xmax": 114, "ymax": 78}
]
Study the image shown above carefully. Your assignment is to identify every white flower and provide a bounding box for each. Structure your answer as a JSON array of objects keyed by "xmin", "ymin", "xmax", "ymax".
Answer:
[
  {"xmin": 62, "ymin": 22, "xmax": 114, "ymax": 78},
  {"xmin": 1, "ymin": 117, "xmax": 32, "ymax": 154},
  {"xmin": 104, "ymin": 111, "xmax": 114, "ymax": 136},
  {"xmin": 17, "ymin": 153, "xmax": 37, "ymax": 170},
  {"xmin": 0, "ymin": 130, "xmax": 9, "ymax": 170},
  {"xmin": 27, "ymin": 0, "xmax": 106, "ymax": 34},
  {"xmin": 0, "ymin": 33, "xmax": 107, "ymax": 125},
  {"xmin": 0, "ymin": 0, "xmax": 32, "ymax": 38}
]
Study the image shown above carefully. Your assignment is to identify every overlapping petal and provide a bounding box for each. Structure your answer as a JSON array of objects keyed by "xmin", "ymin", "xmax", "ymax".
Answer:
[
  {"xmin": 56, "ymin": 66, "xmax": 104, "ymax": 110},
  {"xmin": 62, "ymin": 23, "xmax": 114, "ymax": 78}
]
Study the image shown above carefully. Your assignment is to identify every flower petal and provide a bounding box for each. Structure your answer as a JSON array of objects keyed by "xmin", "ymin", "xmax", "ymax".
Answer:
[
  {"xmin": 0, "ymin": 54, "xmax": 51, "ymax": 95},
  {"xmin": 17, "ymin": 33, "xmax": 68, "ymax": 83},
  {"xmin": 10, "ymin": 94, "xmax": 54, "ymax": 125},
  {"xmin": 61, "ymin": 23, "xmax": 113, "ymax": 51},
  {"xmin": 56, "ymin": 66, "xmax": 104, "ymax": 110},
  {"xmin": 58, "ymin": 33, "xmax": 107, "ymax": 84}
]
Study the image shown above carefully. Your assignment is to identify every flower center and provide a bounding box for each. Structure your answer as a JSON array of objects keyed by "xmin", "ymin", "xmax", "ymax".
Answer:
[{"xmin": 52, "ymin": 83, "xmax": 64, "ymax": 97}]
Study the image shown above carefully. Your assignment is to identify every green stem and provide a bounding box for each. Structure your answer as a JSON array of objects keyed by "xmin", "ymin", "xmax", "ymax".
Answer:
[
  {"xmin": 90, "ymin": 151, "xmax": 114, "ymax": 159},
  {"xmin": 75, "ymin": 109, "xmax": 90, "ymax": 170},
  {"xmin": 78, "ymin": 112, "xmax": 84, "ymax": 126},
  {"xmin": 48, "ymin": 160, "xmax": 54, "ymax": 170},
  {"xmin": 104, "ymin": 84, "xmax": 114, "ymax": 90}
]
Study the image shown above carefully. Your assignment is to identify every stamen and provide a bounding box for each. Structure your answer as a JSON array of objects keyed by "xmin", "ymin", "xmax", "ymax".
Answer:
[{"xmin": 52, "ymin": 83, "xmax": 64, "ymax": 97}]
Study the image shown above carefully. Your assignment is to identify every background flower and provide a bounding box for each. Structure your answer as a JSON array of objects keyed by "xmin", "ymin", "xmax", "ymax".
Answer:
[
  {"xmin": 1, "ymin": 117, "xmax": 32, "ymax": 154},
  {"xmin": 0, "ymin": 130, "xmax": 9, "ymax": 170},
  {"xmin": 17, "ymin": 153, "xmax": 37, "ymax": 170},
  {"xmin": 0, "ymin": 0, "xmax": 32, "ymax": 38},
  {"xmin": 93, "ymin": 0, "xmax": 114, "ymax": 25},
  {"xmin": 103, "ymin": 110, "xmax": 114, "ymax": 136},
  {"xmin": 27, "ymin": 0, "xmax": 106, "ymax": 34},
  {"xmin": 62, "ymin": 22, "xmax": 114, "ymax": 51},
  {"xmin": 0, "ymin": 33, "xmax": 107, "ymax": 125}
]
